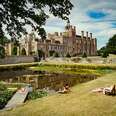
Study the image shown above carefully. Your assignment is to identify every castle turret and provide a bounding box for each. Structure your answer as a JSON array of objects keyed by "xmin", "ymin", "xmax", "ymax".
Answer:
[
  {"xmin": 90, "ymin": 33, "xmax": 92, "ymax": 39},
  {"xmin": 81, "ymin": 31, "xmax": 84, "ymax": 39},
  {"xmin": 54, "ymin": 32, "xmax": 59, "ymax": 36},
  {"xmin": 86, "ymin": 32, "xmax": 88, "ymax": 39}
]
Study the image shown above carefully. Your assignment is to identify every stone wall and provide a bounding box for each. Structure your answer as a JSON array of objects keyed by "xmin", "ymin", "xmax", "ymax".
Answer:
[
  {"xmin": 25, "ymin": 73, "xmax": 97, "ymax": 91},
  {"xmin": 0, "ymin": 56, "xmax": 34, "ymax": 64}
]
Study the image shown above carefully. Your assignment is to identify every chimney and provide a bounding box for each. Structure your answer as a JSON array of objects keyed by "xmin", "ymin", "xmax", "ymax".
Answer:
[
  {"xmin": 81, "ymin": 31, "xmax": 84, "ymax": 39},
  {"xmin": 60, "ymin": 32, "xmax": 62, "ymax": 36},
  {"xmin": 54, "ymin": 32, "xmax": 59, "ymax": 36},
  {"xmin": 51, "ymin": 39, "xmax": 55, "ymax": 43},
  {"xmin": 90, "ymin": 33, "xmax": 92, "ymax": 39},
  {"xmin": 86, "ymin": 32, "xmax": 88, "ymax": 39},
  {"xmin": 70, "ymin": 25, "xmax": 72, "ymax": 29},
  {"xmin": 74, "ymin": 26, "xmax": 76, "ymax": 32}
]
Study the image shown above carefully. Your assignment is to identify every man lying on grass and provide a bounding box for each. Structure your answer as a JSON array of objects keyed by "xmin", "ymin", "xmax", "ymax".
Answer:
[{"xmin": 92, "ymin": 84, "xmax": 115, "ymax": 95}]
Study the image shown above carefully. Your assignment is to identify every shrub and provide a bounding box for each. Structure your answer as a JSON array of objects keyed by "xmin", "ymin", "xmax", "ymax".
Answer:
[
  {"xmin": 54, "ymin": 52, "xmax": 59, "ymax": 57},
  {"xmin": 0, "ymin": 83, "xmax": 7, "ymax": 91},
  {"xmin": 97, "ymin": 50, "xmax": 102, "ymax": 56},
  {"xmin": 30, "ymin": 51, "xmax": 35, "ymax": 55},
  {"xmin": 0, "ymin": 90, "xmax": 13, "ymax": 109},
  {"xmin": 66, "ymin": 53, "xmax": 71, "ymax": 58},
  {"xmin": 72, "ymin": 54, "xmax": 77, "ymax": 57},
  {"xmin": 27, "ymin": 90, "xmax": 47, "ymax": 100},
  {"xmin": 0, "ymin": 83, "xmax": 14, "ymax": 109},
  {"xmin": 71, "ymin": 57, "xmax": 81, "ymax": 63},
  {"xmin": 49, "ymin": 50, "xmax": 55, "ymax": 57},
  {"xmin": 102, "ymin": 51, "xmax": 109, "ymax": 58},
  {"xmin": 82, "ymin": 53, "xmax": 87, "ymax": 58}
]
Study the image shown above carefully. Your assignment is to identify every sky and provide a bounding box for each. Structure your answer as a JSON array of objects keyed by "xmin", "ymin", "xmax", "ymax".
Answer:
[{"xmin": 44, "ymin": 0, "xmax": 116, "ymax": 49}]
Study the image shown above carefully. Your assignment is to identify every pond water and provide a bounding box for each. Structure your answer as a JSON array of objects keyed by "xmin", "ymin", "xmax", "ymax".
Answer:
[{"xmin": 0, "ymin": 69, "xmax": 97, "ymax": 91}]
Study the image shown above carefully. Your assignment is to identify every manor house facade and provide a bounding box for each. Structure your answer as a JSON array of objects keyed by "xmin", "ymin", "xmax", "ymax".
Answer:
[{"xmin": 5, "ymin": 23, "xmax": 97, "ymax": 57}]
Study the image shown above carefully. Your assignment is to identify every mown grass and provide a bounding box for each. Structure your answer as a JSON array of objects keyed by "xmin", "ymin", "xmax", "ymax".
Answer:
[
  {"xmin": 0, "ymin": 62, "xmax": 38, "ymax": 71},
  {"xmin": 1, "ymin": 72, "xmax": 116, "ymax": 116},
  {"xmin": 31, "ymin": 65, "xmax": 101, "ymax": 76},
  {"xmin": 39, "ymin": 62, "xmax": 116, "ymax": 70},
  {"xmin": 30, "ymin": 63, "xmax": 115, "ymax": 76}
]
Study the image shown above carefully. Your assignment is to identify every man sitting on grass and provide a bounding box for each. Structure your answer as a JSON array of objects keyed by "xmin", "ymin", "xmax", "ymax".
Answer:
[{"xmin": 58, "ymin": 84, "xmax": 71, "ymax": 94}]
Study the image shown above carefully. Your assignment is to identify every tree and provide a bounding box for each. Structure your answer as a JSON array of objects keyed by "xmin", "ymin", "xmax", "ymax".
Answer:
[
  {"xmin": 106, "ymin": 34, "xmax": 116, "ymax": 54},
  {"xmin": 0, "ymin": 36, "xmax": 10, "ymax": 46},
  {"xmin": 82, "ymin": 52, "xmax": 87, "ymax": 58},
  {"xmin": 12, "ymin": 46, "xmax": 17, "ymax": 55},
  {"xmin": 49, "ymin": 50, "xmax": 55, "ymax": 57},
  {"xmin": 102, "ymin": 51, "xmax": 109, "ymax": 58},
  {"xmin": 0, "ymin": 46, "xmax": 5, "ymax": 58},
  {"xmin": 0, "ymin": 0, "xmax": 73, "ymax": 40},
  {"xmin": 0, "ymin": 36, "xmax": 9, "ymax": 58},
  {"xmin": 97, "ymin": 46, "xmax": 106, "ymax": 56}
]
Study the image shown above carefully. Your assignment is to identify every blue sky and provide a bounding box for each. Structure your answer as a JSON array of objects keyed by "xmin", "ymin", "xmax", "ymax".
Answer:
[{"xmin": 45, "ymin": 0, "xmax": 116, "ymax": 49}]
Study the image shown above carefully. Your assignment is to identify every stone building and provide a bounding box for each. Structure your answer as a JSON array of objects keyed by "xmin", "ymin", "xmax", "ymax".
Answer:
[{"xmin": 5, "ymin": 23, "xmax": 97, "ymax": 57}]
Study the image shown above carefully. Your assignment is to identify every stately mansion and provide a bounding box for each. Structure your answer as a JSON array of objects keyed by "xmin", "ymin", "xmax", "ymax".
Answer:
[{"xmin": 5, "ymin": 23, "xmax": 97, "ymax": 57}]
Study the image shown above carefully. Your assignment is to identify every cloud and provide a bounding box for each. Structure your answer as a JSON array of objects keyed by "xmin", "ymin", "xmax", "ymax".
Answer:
[{"xmin": 45, "ymin": 0, "xmax": 116, "ymax": 49}]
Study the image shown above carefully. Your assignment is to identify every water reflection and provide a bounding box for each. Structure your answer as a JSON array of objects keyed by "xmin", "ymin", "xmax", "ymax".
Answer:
[{"xmin": 0, "ymin": 69, "xmax": 97, "ymax": 91}]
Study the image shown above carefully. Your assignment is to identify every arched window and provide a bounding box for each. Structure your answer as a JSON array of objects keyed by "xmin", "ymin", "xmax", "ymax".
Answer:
[
  {"xmin": 0, "ymin": 46, "xmax": 5, "ymax": 58},
  {"xmin": 12, "ymin": 46, "xmax": 17, "ymax": 55},
  {"xmin": 21, "ymin": 48, "xmax": 26, "ymax": 55}
]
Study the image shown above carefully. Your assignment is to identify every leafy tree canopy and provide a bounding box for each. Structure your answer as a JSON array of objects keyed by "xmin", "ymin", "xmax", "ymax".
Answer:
[
  {"xmin": 106, "ymin": 34, "xmax": 116, "ymax": 54},
  {"xmin": 97, "ymin": 34, "xmax": 116, "ymax": 56},
  {"xmin": 0, "ymin": 36, "xmax": 10, "ymax": 45},
  {"xmin": 0, "ymin": 0, "xmax": 73, "ymax": 40}
]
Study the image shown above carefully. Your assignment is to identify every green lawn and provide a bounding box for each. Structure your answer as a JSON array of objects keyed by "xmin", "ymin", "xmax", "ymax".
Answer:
[
  {"xmin": 1, "ymin": 72, "xmax": 116, "ymax": 116},
  {"xmin": 0, "ymin": 62, "xmax": 38, "ymax": 71},
  {"xmin": 30, "ymin": 64, "xmax": 114, "ymax": 76}
]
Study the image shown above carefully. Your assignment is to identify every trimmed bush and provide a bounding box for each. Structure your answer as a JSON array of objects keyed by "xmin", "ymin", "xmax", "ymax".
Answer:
[
  {"xmin": 49, "ymin": 50, "xmax": 55, "ymax": 57},
  {"xmin": 82, "ymin": 53, "xmax": 87, "ymax": 58},
  {"xmin": 66, "ymin": 53, "xmax": 71, "ymax": 58},
  {"xmin": 54, "ymin": 52, "xmax": 59, "ymax": 57},
  {"xmin": 27, "ymin": 90, "xmax": 47, "ymax": 100},
  {"xmin": 102, "ymin": 51, "xmax": 109, "ymax": 58}
]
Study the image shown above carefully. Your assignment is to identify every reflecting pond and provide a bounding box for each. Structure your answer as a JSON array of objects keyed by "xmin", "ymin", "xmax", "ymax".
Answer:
[{"xmin": 0, "ymin": 69, "xmax": 97, "ymax": 91}]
